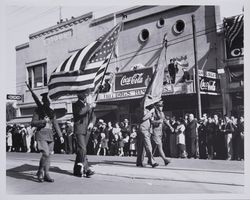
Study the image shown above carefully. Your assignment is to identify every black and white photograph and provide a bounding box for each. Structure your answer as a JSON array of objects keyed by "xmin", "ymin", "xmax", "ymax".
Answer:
[{"xmin": 0, "ymin": 0, "xmax": 249, "ymax": 199}]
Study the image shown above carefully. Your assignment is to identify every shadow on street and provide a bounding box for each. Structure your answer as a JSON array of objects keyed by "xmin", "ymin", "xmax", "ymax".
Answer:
[{"xmin": 6, "ymin": 164, "xmax": 73, "ymax": 182}]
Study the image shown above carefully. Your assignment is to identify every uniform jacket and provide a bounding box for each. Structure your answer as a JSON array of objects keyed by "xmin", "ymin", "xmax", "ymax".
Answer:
[
  {"xmin": 72, "ymin": 99, "xmax": 96, "ymax": 135},
  {"xmin": 31, "ymin": 107, "xmax": 63, "ymax": 141}
]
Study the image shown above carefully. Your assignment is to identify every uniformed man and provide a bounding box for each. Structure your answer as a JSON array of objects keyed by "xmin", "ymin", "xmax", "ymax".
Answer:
[
  {"xmin": 31, "ymin": 92, "xmax": 64, "ymax": 182},
  {"xmin": 72, "ymin": 89, "xmax": 96, "ymax": 178},
  {"xmin": 151, "ymin": 100, "xmax": 171, "ymax": 165},
  {"xmin": 136, "ymin": 100, "xmax": 159, "ymax": 168}
]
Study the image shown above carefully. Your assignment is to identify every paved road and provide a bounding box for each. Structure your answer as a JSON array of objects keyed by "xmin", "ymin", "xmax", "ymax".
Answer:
[{"xmin": 6, "ymin": 152, "xmax": 244, "ymax": 195}]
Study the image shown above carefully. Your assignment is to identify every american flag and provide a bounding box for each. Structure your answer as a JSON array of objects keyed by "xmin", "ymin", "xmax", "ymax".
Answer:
[
  {"xmin": 224, "ymin": 14, "xmax": 243, "ymax": 48},
  {"xmin": 48, "ymin": 23, "xmax": 122, "ymax": 100}
]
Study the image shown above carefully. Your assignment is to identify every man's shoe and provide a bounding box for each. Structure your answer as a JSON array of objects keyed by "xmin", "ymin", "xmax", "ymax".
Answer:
[
  {"xmin": 44, "ymin": 175, "xmax": 54, "ymax": 182},
  {"xmin": 73, "ymin": 171, "xmax": 83, "ymax": 177},
  {"xmin": 151, "ymin": 163, "xmax": 159, "ymax": 168},
  {"xmin": 36, "ymin": 171, "xmax": 44, "ymax": 182},
  {"xmin": 85, "ymin": 169, "xmax": 95, "ymax": 178},
  {"xmin": 164, "ymin": 159, "xmax": 171, "ymax": 166}
]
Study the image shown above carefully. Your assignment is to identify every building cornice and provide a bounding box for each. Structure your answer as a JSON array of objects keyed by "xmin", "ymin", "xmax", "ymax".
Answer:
[
  {"xmin": 29, "ymin": 12, "xmax": 93, "ymax": 40},
  {"xmin": 15, "ymin": 42, "xmax": 29, "ymax": 51},
  {"xmin": 90, "ymin": 5, "xmax": 181, "ymax": 26}
]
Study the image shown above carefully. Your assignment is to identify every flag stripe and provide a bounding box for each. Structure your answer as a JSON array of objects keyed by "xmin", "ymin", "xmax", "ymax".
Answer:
[
  {"xmin": 74, "ymin": 41, "xmax": 96, "ymax": 71},
  {"xmin": 58, "ymin": 56, "xmax": 71, "ymax": 72},
  {"xmin": 49, "ymin": 84, "xmax": 94, "ymax": 98},
  {"xmin": 48, "ymin": 79, "xmax": 94, "ymax": 90},
  {"xmin": 50, "ymin": 61, "xmax": 104, "ymax": 79},
  {"xmin": 69, "ymin": 47, "xmax": 85, "ymax": 71}
]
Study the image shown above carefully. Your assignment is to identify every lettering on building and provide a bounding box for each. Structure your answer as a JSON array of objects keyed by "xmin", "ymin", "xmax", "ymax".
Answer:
[{"xmin": 45, "ymin": 29, "xmax": 73, "ymax": 45}]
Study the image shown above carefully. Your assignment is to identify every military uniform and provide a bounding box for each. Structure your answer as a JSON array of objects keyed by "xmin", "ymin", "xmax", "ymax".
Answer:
[
  {"xmin": 31, "ymin": 93, "xmax": 63, "ymax": 182},
  {"xmin": 72, "ymin": 97, "xmax": 96, "ymax": 177}
]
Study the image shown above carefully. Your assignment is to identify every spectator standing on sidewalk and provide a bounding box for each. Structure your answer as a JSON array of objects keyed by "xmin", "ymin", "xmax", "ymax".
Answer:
[
  {"xmin": 6, "ymin": 125, "xmax": 13, "ymax": 152},
  {"xmin": 185, "ymin": 113, "xmax": 198, "ymax": 159},
  {"xmin": 129, "ymin": 126, "xmax": 137, "ymax": 156},
  {"xmin": 206, "ymin": 116, "xmax": 215, "ymax": 159},
  {"xmin": 198, "ymin": 114, "xmax": 208, "ymax": 159},
  {"xmin": 26, "ymin": 124, "xmax": 34, "ymax": 153},
  {"xmin": 175, "ymin": 118, "xmax": 186, "ymax": 158},
  {"xmin": 65, "ymin": 121, "xmax": 74, "ymax": 154}
]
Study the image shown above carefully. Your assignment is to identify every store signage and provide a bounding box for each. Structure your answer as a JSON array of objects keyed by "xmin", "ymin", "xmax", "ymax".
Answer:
[
  {"xmin": 198, "ymin": 70, "xmax": 217, "ymax": 79},
  {"xmin": 98, "ymin": 82, "xmax": 195, "ymax": 101},
  {"xmin": 7, "ymin": 94, "xmax": 23, "ymax": 101},
  {"xmin": 224, "ymin": 16, "xmax": 243, "ymax": 59},
  {"xmin": 115, "ymin": 67, "xmax": 153, "ymax": 91},
  {"xmin": 98, "ymin": 88, "xmax": 146, "ymax": 101},
  {"xmin": 199, "ymin": 77, "xmax": 220, "ymax": 94}
]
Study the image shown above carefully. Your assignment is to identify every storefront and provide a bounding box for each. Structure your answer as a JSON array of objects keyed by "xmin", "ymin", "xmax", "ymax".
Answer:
[{"xmin": 96, "ymin": 66, "xmax": 222, "ymax": 124}]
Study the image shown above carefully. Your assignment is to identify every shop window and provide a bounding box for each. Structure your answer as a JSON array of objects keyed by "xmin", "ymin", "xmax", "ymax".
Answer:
[
  {"xmin": 173, "ymin": 20, "xmax": 185, "ymax": 34},
  {"xmin": 27, "ymin": 63, "xmax": 47, "ymax": 88}
]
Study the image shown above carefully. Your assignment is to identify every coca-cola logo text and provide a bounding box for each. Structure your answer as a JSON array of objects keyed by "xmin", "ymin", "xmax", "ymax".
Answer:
[
  {"xmin": 200, "ymin": 79, "xmax": 216, "ymax": 91},
  {"xmin": 120, "ymin": 73, "xmax": 144, "ymax": 86}
]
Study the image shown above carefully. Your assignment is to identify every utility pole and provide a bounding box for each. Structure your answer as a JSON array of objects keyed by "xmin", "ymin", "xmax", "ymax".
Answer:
[{"xmin": 192, "ymin": 15, "xmax": 202, "ymax": 119}]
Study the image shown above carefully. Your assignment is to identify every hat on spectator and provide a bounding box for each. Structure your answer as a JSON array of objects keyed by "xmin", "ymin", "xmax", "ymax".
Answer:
[{"xmin": 124, "ymin": 119, "xmax": 129, "ymax": 123}]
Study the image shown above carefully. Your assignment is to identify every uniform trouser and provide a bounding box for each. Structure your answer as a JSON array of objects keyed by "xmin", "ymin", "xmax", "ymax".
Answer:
[
  {"xmin": 74, "ymin": 131, "xmax": 91, "ymax": 172},
  {"xmin": 152, "ymin": 129, "xmax": 168, "ymax": 161},
  {"xmin": 37, "ymin": 140, "xmax": 54, "ymax": 176},
  {"xmin": 136, "ymin": 128, "xmax": 155, "ymax": 165}
]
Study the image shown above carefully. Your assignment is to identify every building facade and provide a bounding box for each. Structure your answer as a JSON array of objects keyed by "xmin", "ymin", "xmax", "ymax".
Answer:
[{"xmin": 15, "ymin": 5, "xmax": 228, "ymax": 125}]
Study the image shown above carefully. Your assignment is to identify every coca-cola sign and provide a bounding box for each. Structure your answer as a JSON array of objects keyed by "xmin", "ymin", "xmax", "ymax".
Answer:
[
  {"xmin": 115, "ymin": 67, "xmax": 153, "ymax": 91},
  {"xmin": 199, "ymin": 76, "xmax": 220, "ymax": 94}
]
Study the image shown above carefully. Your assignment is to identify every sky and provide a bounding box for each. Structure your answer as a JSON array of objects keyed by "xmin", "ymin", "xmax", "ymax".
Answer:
[{"xmin": 1, "ymin": 0, "xmax": 245, "ymax": 95}]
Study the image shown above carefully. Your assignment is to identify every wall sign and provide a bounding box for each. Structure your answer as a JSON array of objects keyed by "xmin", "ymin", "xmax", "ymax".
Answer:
[
  {"xmin": 7, "ymin": 94, "xmax": 23, "ymax": 101},
  {"xmin": 199, "ymin": 76, "xmax": 220, "ymax": 95},
  {"xmin": 115, "ymin": 67, "xmax": 153, "ymax": 92}
]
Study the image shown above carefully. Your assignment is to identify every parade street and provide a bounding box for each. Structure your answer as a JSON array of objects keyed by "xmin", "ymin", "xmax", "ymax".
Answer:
[{"xmin": 6, "ymin": 152, "xmax": 244, "ymax": 194}]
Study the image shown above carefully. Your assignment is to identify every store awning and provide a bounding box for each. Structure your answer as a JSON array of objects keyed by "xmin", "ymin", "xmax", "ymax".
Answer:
[{"xmin": 7, "ymin": 117, "xmax": 32, "ymax": 125}]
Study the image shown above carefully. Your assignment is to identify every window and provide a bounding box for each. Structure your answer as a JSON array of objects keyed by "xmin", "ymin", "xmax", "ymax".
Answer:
[
  {"xmin": 27, "ymin": 63, "xmax": 47, "ymax": 88},
  {"xmin": 173, "ymin": 20, "xmax": 185, "ymax": 34},
  {"xmin": 139, "ymin": 29, "xmax": 150, "ymax": 42},
  {"xmin": 156, "ymin": 18, "xmax": 165, "ymax": 28}
]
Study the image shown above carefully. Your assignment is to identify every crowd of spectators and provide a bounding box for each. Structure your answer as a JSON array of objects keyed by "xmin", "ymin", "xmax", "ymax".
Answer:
[{"xmin": 6, "ymin": 114, "xmax": 244, "ymax": 161}]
